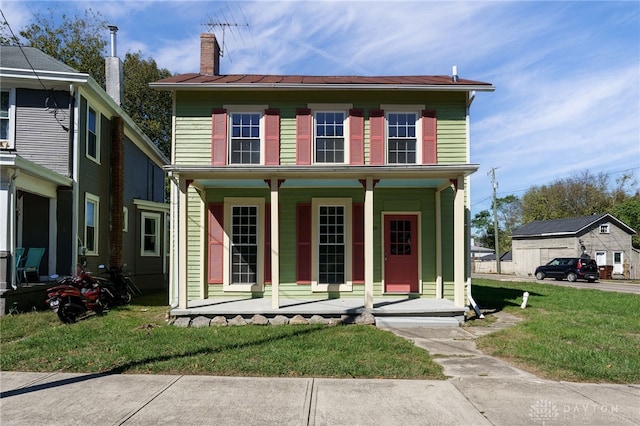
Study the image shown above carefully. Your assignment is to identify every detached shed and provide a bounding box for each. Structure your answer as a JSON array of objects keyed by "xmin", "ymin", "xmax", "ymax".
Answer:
[{"xmin": 511, "ymin": 214, "xmax": 638, "ymax": 279}]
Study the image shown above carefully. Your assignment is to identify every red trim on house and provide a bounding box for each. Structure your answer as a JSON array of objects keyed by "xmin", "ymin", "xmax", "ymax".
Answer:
[
  {"xmin": 369, "ymin": 109, "xmax": 385, "ymax": 165},
  {"xmin": 264, "ymin": 109, "xmax": 280, "ymax": 166},
  {"xmin": 296, "ymin": 203, "xmax": 312, "ymax": 284},
  {"xmin": 296, "ymin": 108, "xmax": 312, "ymax": 165},
  {"xmin": 211, "ymin": 108, "xmax": 227, "ymax": 166},
  {"xmin": 422, "ymin": 109, "xmax": 437, "ymax": 164},
  {"xmin": 349, "ymin": 109, "xmax": 364, "ymax": 165},
  {"xmin": 207, "ymin": 202, "xmax": 224, "ymax": 284}
]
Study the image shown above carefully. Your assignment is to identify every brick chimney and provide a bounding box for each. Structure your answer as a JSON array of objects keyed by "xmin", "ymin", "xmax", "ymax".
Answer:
[{"xmin": 200, "ymin": 33, "xmax": 221, "ymax": 75}]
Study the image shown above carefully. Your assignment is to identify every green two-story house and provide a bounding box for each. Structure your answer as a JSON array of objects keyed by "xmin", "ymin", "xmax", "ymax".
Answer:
[{"xmin": 152, "ymin": 34, "xmax": 494, "ymax": 315}]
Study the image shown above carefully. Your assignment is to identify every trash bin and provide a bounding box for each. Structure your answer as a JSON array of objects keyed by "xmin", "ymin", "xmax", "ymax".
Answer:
[{"xmin": 599, "ymin": 265, "xmax": 613, "ymax": 280}]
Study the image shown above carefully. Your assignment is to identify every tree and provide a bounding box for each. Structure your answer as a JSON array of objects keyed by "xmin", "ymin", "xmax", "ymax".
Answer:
[
  {"xmin": 521, "ymin": 170, "xmax": 635, "ymax": 222},
  {"xmin": 123, "ymin": 52, "xmax": 172, "ymax": 156},
  {"xmin": 15, "ymin": 9, "xmax": 108, "ymax": 88},
  {"xmin": 611, "ymin": 195, "xmax": 640, "ymax": 249},
  {"xmin": 3, "ymin": 9, "xmax": 172, "ymax": 158},
  {"xmin": 472, "ymin": 195, "xmax": 522, "ymax": 254}
]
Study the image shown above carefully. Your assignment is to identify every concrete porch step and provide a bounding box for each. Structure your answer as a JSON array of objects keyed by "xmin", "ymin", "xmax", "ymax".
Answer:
[{"xmin": 375, "ymin": 316, "xmax": 462, "ymax": 328}]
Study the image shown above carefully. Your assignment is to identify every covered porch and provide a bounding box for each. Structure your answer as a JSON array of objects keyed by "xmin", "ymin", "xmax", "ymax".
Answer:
[{"xmin": 171, "ymin": 295, "xmax": 467, "ymax": 327}]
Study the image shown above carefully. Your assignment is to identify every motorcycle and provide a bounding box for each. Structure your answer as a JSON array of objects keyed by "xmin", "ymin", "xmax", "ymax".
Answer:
[
  {"xmin": 46, "ymin": 274, "xmax": 113, "ymax": 323},
  {"xmin": 98, "ymin": 265, "xmax": 137, "ymax": 305}
]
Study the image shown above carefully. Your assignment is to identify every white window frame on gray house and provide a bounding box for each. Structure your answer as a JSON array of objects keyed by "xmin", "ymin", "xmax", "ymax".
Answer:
[
  {"xmin": 600, "ymin": 223, "xmax": 610, "ymax": 234},
  {"xmin": 86, "ymin": 105, "xmax": 100, "ymax": 164},
  {"xmin": 141, "ymin": 211, "xmax": 161, "ymax": 257},
  {"xmin": 1, "ymin": 88, "xmax": 16, "ymax": 149}
]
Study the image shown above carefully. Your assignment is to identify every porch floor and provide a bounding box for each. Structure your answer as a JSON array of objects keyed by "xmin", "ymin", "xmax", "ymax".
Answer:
[{"xmin": 171, "ymin": 296, "xmax": 466, "ymax": 320}]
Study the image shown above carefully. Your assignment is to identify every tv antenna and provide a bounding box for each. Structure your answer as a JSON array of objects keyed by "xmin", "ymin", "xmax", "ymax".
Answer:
[{"xmin": 203, "ymin": 17, "xmax": 250, "ymax": 63}]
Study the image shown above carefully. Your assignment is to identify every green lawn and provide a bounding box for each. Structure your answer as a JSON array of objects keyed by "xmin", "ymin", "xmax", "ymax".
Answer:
[
  {"xmin": 0, "ymin": 293, "xmax": 444, "ymax": 379},
  {"xmin": 471, "ymin": 279, "xmax": 640, "ymax": 384},
  {"xmin": 2, "ymin": 282, "xmax": 638, "ymax": 383}
]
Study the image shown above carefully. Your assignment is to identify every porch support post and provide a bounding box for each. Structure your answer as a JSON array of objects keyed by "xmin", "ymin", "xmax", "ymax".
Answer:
[
  {"xmin": 434, "ymin": 185, "xmax": 443, "ymax": 298},
  {"xmin": 195, "ymin": 185, "xmax": 207, "ymax": 300},
  {"xmin": 270, "ymin": 178, "xmax": 280, "ymax": 309},
  {"xmin": 453, "ymin": 176, "xmax": 465, "ymax": 307},
  {"xmin": 364, "ymin": 176, "xmax": 374, "ymax": 309},
  {"xmin": 177, "ymin": 177, "xmax": 188, "ymax": 309}
]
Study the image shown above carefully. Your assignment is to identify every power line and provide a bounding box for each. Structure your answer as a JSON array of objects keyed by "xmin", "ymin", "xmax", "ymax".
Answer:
[{"xmin": 0, "ymin": 8, "xmax": 69, "ymax": 131}]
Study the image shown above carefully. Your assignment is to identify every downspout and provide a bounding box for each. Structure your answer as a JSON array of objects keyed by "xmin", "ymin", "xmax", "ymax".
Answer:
[{"xmin": 70, "ymin": 83, "xmax": 80, "ymax": 274}]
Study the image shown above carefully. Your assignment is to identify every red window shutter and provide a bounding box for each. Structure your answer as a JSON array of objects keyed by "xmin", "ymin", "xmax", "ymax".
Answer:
[
  {"xmin": 208, "ymin": 202, "xmax": 224, "ymax": 284},
  {"xmin": 211, "ymin": 108, "xmax": 227, "ymax": 166},
  {"xmin": 349, "ymin": 109, "xmax": 364, "ymax": 165},
  {"xmin": 296, "ymin": 108, "xmax": 312, "ymax": 165},
  {"xmin": 422, "ymin": 109, "xmax": 437, "ymax": 164},
  {"xmin": 352, "ymin": 203, "xmax": 365, "ymax": 284},
  {"xmin": 264, "ymin": 203, "xmax": 272, "ymax": 284},
  {"xmin": 369, "ymin": 109, "xmax": 385, "ymax": 165},
  {"xmin": 264, "ymin": 109, "xmax": 280, "ymax": 165},
  {"xmin": 296, "ymin": 203, "xmax": 311, "ymax": 284}
]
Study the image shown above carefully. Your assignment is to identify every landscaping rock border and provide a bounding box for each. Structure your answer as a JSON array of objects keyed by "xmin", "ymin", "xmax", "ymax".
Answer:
[{"xmin": 169, "ymin": 312, "xmax": 375, "ymax": 328}]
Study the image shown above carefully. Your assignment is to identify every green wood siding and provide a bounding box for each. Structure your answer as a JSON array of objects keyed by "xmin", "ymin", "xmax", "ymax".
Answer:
[{"xmin": 174, "ymin": 91, "xmax": 468, "ymax": 166}]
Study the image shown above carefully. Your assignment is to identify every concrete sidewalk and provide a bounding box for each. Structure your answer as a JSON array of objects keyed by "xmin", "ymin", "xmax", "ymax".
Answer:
[{"xmin": 1, "ymin": 370, "xmax": 638, "ymax": 425}]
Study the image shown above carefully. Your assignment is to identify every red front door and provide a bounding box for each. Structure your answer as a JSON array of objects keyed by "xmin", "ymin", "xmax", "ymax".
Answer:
[{"xmin": 384, "ymin": 215, "xmax": 419, "ymax": 293}]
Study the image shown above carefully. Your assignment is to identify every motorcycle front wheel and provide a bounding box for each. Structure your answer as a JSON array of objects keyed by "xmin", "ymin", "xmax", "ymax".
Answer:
[{"xmin": 58, "ymin": 303, "xmax": 83, "ymax": 324}]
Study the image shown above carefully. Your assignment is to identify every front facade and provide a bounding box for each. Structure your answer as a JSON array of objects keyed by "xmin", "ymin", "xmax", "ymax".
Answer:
[
  {"xmin": 511, "ymin": 214, "xmax": 638, "ymax": 279},
  {"xmin": 153, "ymin": 34, "xmax": 494, "ymax": 311},
  {"xmin": 0, "ymin": 46, "xmax": 168, "ymax": 305}
]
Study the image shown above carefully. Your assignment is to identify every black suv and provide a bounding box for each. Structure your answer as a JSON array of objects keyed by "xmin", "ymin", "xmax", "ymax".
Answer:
[{"xmin": 534, "ymin": 257, "xmax": 599, "ymax": 282}]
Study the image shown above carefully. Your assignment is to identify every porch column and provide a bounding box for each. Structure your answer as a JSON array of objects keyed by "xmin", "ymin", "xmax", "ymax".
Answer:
[
  {"xmin": 364, "ymin": 176, "xmax": 374, "ymax": 309},
  {"xmin": 434, "ymin": 182, "xmax": 447, "ymax": 299},
  {"xmin": 196, "ymin": 185, "xmax": 207, "ymax": 300},
  {"xmin": 453, "ymin": 176, "xmax": 465, "ymax": 307},
  {"xmin": 177, "ymin": 177, "xmax": 188, "ymax": 309},
  {"xmin": 270, "ymin": 178, "xmax": 280, "ymax": 309}
]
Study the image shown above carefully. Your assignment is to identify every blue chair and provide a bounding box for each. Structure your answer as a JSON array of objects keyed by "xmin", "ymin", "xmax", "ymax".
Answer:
[
  {"xmin": 14, "ymin": 248, "xmax": 25, "ymax": 284},
  {"xmin": 17, "ymin": 247, "xmax": 45, "ymax": 283}
]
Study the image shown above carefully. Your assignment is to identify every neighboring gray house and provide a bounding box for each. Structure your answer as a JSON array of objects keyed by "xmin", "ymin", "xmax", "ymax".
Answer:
[
  {"xmin": 0, "ymin": 43, "xmax": 168, "ymax": 313},
  {"xmin": 511, "ymin": 213, "xmax": 638, "ymax": 279}
]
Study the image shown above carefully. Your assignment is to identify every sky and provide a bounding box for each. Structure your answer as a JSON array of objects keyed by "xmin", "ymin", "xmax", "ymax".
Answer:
[{"xmin": 2, "ymin": 0, "xmax": 639, "ymax": 218}]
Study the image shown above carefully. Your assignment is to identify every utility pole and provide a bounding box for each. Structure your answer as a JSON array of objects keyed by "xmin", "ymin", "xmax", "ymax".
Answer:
[{"xmin": 488, "ymin": 168, "xmax": 501, "ymax": 274}]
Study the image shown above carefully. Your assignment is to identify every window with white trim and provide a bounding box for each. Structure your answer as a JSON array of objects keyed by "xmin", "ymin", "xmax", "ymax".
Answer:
[
  {"xmin": 314, "ymin": 111, "xmax": 345, "ymax": 163},
  {"xmin": 87, "ymin": 106, "xmax": 100, "ymax": 163},
  {"xmin": 231, "ymin": 205, "xmax": 258, "ymax": 283},
  {"xmin": 311, "ymin": 198, "xmax": 352, "ymax": 291},
  {"xmin": 85, "ymin": 193, "xmax": 100, "ymax": 255},
  {"xmin": 1, "ymin": 89, "xmax": 16, "ymax": 149},
  {"xmin": 229, "ymin": 112, "xmax": 261, "ymax": 164},
  {"xmin": 223, "ymin": 198, "xmax": 265, "ymax": 292},
  {"xmin": 600, "ymin": 224, "xmax": 610, "ymax": 234},
  {"xmin": 387, "ymin": 112, "xmax": 417, "ymax": 164},
  {"xmin": 141, "ymin": 212, "xmax": 161, "ymax": 256}
]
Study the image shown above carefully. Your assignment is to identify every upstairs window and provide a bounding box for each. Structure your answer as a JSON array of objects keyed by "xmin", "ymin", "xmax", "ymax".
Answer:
[
  {"xmin": 600, "ymin": 224, "xmax": 610, "ymax": 234},
  {"xmin": 315, "ymin": 111, "xmax": 345, "ymax": 163},
  {"xmin": 1, "ymin": 89, "xmax": 15, "ymax": 149},
  {"xmin": 387, "ymin": 112, "xmax": 417, "ymax": 164},
  {"xmin": 230, "ymin": 112, "xmax": 261, "ymax": 164},
  {"xmin": 87, "ymin": 106, "xmax": 100, "ymax": 163}
]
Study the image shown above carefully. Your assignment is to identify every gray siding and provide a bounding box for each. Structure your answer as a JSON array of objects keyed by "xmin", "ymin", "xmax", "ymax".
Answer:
[{"xmin": 15, "ymin": 88, "xmax": 71, "ymax": 176}]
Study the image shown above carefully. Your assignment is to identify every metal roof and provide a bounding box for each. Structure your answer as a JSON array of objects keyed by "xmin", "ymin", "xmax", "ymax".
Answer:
[
  {"xmin": 512, "ymin": 213, "xmax": 636, "ymax": 237},
  {"xmin": 151, "ymin": 74, "xmax": 495, "ymax": 92}
]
